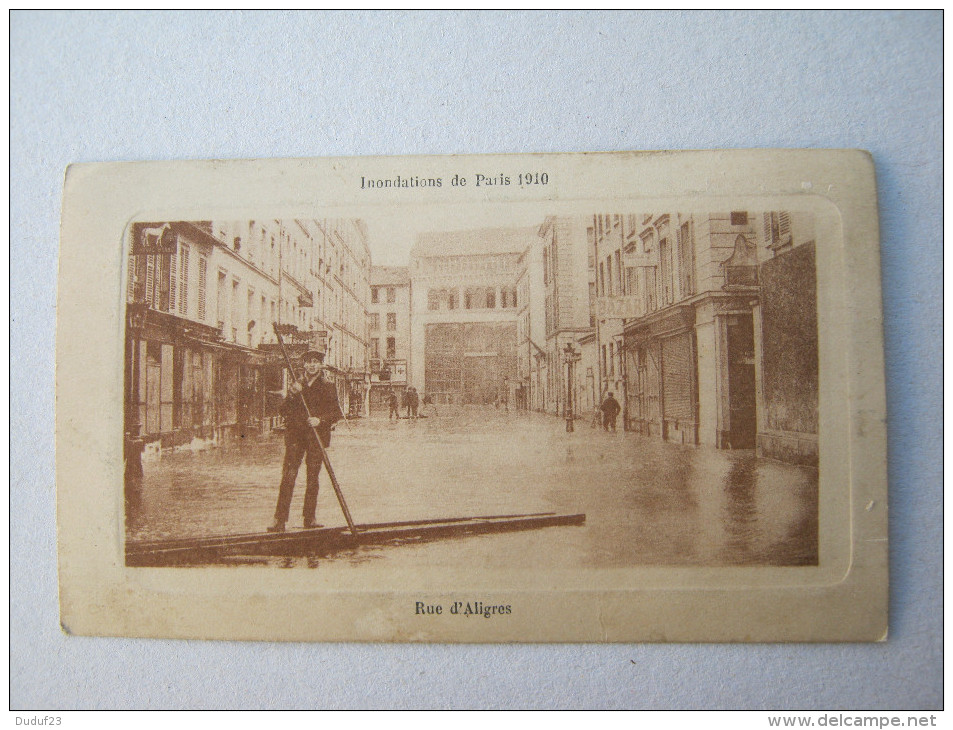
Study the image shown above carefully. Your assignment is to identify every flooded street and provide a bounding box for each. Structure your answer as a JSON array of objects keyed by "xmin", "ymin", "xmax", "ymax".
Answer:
[{"xmin": 128, "ymin": 406, "xmax": 817, "ymax": 568}]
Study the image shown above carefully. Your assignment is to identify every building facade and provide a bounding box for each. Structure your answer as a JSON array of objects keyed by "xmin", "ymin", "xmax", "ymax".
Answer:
[
  {"xmin": 590, "ymin": 211, "xmax": 817, "ymax": 464},
  {"xmin": 537, "ymin": 216, "xmax": 596, "ymax": 418},
  {"xmin": 124, "ymin": 218, "xmax": 371, "ymax": 452},
  {"xmin": 311, "ymin": 219, "xmax": 372, "ymax": 416},
  {"xmin": 591, "ymin": 214, "xmax": 632, "ymax": 421},
  {"xmin": 367, "ymin": 266, "xmax": 412, "ymax": 413},
  {"xmin": 409, "ymin": 229, "xmax": 530, "ymax": 405},
  {"xmin": 750, "ymin": 217, "xmax": 818, "ymax": 465},
  {"xmin": 514, "ymin": 240, "xmax": 546, "ymax": 411}
]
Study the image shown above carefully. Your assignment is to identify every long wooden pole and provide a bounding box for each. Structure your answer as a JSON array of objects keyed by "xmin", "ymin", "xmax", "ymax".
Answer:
[
  {"xmin": 335, "ymin": 391, "xmax": 353, "ymax": 432},
  {"xmin": 273, "ymin": 323, "xmax": 358, "ymax": 535}
]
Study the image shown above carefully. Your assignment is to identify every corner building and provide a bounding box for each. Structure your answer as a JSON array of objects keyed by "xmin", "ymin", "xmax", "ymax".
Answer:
[{"xmin": 591, "ymin": 211, "xmax": 818, "ymax": 465}]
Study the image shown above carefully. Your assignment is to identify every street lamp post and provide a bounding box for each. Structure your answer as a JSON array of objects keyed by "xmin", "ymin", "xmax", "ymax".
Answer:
[{"xmin": 562, "ymin": 342, "xmax": 581, "ymax": 433}]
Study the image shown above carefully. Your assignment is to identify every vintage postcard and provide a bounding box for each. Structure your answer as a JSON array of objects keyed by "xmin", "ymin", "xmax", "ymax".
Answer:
[{"xmin": 56, "ymin": 150, "xmax": 887, "ymax": 642}]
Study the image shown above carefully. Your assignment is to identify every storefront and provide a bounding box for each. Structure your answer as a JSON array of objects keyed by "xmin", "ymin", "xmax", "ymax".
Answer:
[
  {"xmin": 368, "ymin": 359, "xmax": 407, "ymax": 415},
  {"xmin": 424, "ymin": 322, "xmax": 518, "ymax": 405},
  {"xmin": 125, "ymin": 307, "xmax": 280, "ymax": 449},
  {"xmin": 624, "ymin": 305, "xmax": 699, "ymax": 444}
]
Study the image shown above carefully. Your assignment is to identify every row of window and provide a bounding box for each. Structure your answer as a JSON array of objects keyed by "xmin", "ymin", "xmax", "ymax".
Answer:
[
  {"xmin": 209, "ymin": 220, "xmax": 370, "ymax": 313},
  {"xmin": 371, "ymin": 286, "xmax": 397, "ymax": 304},
  {"xmin": 594, "ymin": 209, "xmax": 788, "ymax": 314},
  {"xmin": 213, "ymin": 271, "xmax": 305, "ymax": 347},
  {"xmin": 369, "ymin": 337, "xmax": 398, "ymax": 360},
  {"xmin": 427, "ymin": 286, "xmax": 518, "ymax": 312},
  {"xmin": 132, "ymin": 238, "xmax": 365, "ymax": 354},
  {"xmin": 601, "ymin": 342, "xmax": 623, "ymax": 378},
  {"xmin": 369, "ymin": 312, "xmax": 398, "ymax": 331},
  {"xmin": 596, "ymin": 218, "xmax": 696, "ymax": 312},
  {"xmin": 596, "ymin": 211, "xmax": 749, "ymax": 234}
]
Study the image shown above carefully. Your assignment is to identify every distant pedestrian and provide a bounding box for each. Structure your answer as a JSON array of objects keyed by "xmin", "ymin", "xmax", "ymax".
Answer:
[
  {"xmin": 349, "ymin": 386, "xmax": 362, "ymax": 417},
  {"xmin": 387, "ymin": 390, "xmax": 400, "ymax": 420},
  {"xmin": 600, "ymin": 392, "xmax": 621, "ymax": 432},
  {"xmin": 406, "ymin": 386, "xmax": 419, "ymax": 419},
  {"xmin": 422, "ymin": 392, "xmax": 437, "ymax": 417}
]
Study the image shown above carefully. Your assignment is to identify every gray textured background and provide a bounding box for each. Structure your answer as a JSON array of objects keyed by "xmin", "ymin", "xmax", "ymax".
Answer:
[{"xmin": 11, "ymin": 10, "xmax": 941, "ymax": 709}]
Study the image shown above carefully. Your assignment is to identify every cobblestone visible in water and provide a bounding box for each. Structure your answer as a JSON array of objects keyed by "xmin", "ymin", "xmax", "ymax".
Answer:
[{"xmin": 127, "ymin": 406, "xmax": 818, "ymax": 568}]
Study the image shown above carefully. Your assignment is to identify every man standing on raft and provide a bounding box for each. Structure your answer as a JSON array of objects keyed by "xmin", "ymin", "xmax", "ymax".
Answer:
[{"xmin": 268, "ymin": 348, "xmax": 342, "ymax": 532}]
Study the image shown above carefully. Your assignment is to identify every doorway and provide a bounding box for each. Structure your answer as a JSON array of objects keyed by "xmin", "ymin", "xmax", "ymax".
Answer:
[{"xmin": 726, "ymin": 314, "xmax": 756, "ymax": 449}]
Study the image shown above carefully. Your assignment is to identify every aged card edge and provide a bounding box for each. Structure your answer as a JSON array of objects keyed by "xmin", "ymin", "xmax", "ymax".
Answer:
[{"xmin": 55, "ymin": 150, "xmax": 887, "ymax": 642}]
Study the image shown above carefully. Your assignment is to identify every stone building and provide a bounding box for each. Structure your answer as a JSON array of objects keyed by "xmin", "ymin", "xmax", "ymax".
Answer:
[
  {"xmin": 124, "ymin": 218, "xmax": 370, "ymax": 450},
  {"xmin": 409, "ymin": 228, "xmax": 530, "ymax": 405},
  {"xmin": 125, "ymin": 220, "xmax": 283, "ymax": 451},
  {"xmin": 536, "ymin": 216, "xmax": 596, "ymax": 419},
  {"xmin": 514, "ymin": 239, "xmax": 546, "ymax": 411},
  {"xmin": 591, "ymin": 210, "xmax": 818, "ymax": 464},
  {"xmin": 310, "ymin": 219, "xmax": 372, "ymax": 416},
  {"xmin": 591, "ymin": 215, "xmax": 633, "ymax": 420},
  {"xmin": 367, "ymin": 265, "xmax": 411, "ymax": 414}
]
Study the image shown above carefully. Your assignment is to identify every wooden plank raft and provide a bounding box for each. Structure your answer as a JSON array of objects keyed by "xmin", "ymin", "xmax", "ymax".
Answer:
[{"xmin": 126, "ymin": 512, "xmax": 586, "ymax": 566}]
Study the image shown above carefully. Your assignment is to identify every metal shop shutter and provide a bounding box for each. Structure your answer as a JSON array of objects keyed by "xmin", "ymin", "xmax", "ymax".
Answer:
[{"xmin": 661, "ymin": 333, "xmax": 694, "ymax": 421}]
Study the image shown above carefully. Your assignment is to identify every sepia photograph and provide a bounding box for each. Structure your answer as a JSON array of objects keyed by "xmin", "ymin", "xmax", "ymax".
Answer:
[{"xmin": 122, "ymin": 211, "xmax": 819, "ymax": 571}]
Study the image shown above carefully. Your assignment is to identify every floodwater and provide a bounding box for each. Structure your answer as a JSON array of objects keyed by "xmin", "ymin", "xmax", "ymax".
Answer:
[{"xmin": 127, "ymin": 406, "xmax": 818, "ymax": 569}]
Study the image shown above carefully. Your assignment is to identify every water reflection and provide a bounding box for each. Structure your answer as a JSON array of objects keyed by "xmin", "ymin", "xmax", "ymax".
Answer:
[
  {"xmin": 720, "ymin": 457, "xmax": 760, "ymax": 563},
  {"xmin": 128, "ymin": 407, "xmax": 818, "ymax": 568}
]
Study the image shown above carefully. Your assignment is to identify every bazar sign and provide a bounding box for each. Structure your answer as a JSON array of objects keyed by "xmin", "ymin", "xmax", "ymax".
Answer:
[
  {"xmin": 596, "ymin": 296, "xmax": 640, "ymax": 319},
  {"xmin": 624, "ymin": 252, "xmax": 657, "ymax": 268}
]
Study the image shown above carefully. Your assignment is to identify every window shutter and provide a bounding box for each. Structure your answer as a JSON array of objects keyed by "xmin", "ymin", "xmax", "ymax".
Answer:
[
  {"xmin": 778, "ymin": 212, "xmax": 791, "ymax": 240},
  {"xmin": 197, "ymin": 257, "xmax": 207, "ymax": 321},
  {"xmin": 127, "ymin": 256, "xmax": 135, "ymax": 301},
  {"xmin": 168, "ymin": 243, "xmax": 177, "ymax": 312},
  {"xmin": 179, "ymin": 245, "xmax": 189, "ymax": 315},
  {"xmin": 145, "ymin": 256, "xmax": 155, "ymax": 305}
]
